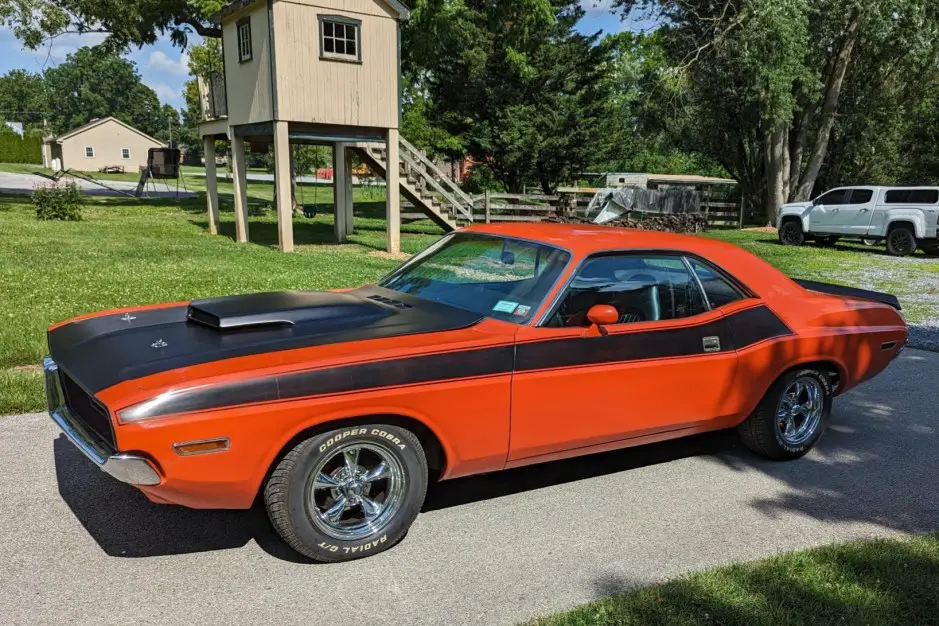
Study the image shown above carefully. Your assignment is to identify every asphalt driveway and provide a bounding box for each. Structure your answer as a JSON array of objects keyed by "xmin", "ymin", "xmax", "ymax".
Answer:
[
  {"xmin": 1, "ymin": 350, "xmax": 937, "ymax": 625},
  {"xmin": 0, "ymin": 171, "xmax": 195, "ymax": 198}
]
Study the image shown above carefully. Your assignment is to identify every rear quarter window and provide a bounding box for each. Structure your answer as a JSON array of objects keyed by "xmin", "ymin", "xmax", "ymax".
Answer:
[{"xmin": 884, "ymin": 189, "xmax": 939, "ymax": 204}]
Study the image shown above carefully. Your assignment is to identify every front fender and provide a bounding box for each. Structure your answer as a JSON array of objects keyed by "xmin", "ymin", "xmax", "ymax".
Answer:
[{"xmin": 777, "ymin": 205, "xmax": 813, "ymax": 232}]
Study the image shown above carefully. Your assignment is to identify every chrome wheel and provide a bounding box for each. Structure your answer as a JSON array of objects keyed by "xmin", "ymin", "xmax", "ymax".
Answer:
[
  {"xmin": 307, "ymin": 442, "xmax": 406, "ymax": 541},
  {"xmin": 776, "ymin": 377, "xmax": 823, "ymax": 446}
]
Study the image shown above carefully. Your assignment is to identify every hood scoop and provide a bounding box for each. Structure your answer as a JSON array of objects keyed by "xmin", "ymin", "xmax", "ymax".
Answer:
[{"xmin": 187, "ymin": 291, "xmax": 391, "ymax": 330}]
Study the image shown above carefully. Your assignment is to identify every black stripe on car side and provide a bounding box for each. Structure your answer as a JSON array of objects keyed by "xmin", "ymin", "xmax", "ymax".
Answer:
[
  {"xmin": 122, "ymin": 305, "xmax": 792, "ymax": 420},
  {"xmin": 121, "ymin": 345, "xmax": 517, "ymax": 420},
  {"xmin": 723, "ymin": 304, "xmax": 793, "ymax": 349}
]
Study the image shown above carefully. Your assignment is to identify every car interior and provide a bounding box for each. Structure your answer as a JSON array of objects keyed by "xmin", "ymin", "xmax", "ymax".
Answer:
[{"xmin": 546, "ymin": 255, "xmax": 711, "ymax": 327}]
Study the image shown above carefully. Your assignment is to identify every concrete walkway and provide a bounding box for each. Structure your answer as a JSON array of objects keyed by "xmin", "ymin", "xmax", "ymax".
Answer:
[{"xmin": 0, "ymin": 350, "xmax": 936, "ymax": 625}]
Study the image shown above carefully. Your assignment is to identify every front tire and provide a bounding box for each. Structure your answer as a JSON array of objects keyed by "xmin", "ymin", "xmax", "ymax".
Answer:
[
  {"xmin": 738, "ymin": 369, "xmax": 832, "ymax": 460},
  {"xmin": 886, "ymin": 225, "xmax": 917, "ymax": 257},
  {"xmin": 778, "ymin": 220, "xmax": 805, "ymax": 246},
  {"xmin": 264, "ymin": 424, "xmax": 428, "ymax": 562}
]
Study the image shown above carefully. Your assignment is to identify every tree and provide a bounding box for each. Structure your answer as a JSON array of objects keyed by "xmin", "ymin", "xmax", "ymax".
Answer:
[
  {"xmin": 0, "ymin": 69, "xmax": 48, "ymax": 132},
  {"xmin": 405, "ymin": 0, "xmax": 617, "ymax": 193},
  {"xmin": 43, "ymin": 47, "xmax": 164, "ymax": 137},
  {"xmin": 613, "ymin": 0, "xmax": 939, "ymax": 223},
  {"xmin": 0, "ymin": 0, "xmax": 225, "ymax": 51}
]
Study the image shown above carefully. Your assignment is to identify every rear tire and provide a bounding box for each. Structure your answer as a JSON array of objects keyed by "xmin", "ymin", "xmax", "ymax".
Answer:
[
  {"xmin": 886, "ymin": 225, "xmax": 917, "ymax": 257},
  {"xmin": 264, "ymin": 424, "xmax": 428, "ymax": 562},
  {"xmin": 738, "ymin": 368, "xmax": 832, "ymax": 460},
  {"xmin": 778, "ymin": 220, "xmax": 805, "ymax": 246}
]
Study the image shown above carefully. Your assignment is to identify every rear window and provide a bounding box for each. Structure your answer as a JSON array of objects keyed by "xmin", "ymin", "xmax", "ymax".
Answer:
[{"xmin": 884, "ymin": 189, "xmax": 939, "ymax": 204}]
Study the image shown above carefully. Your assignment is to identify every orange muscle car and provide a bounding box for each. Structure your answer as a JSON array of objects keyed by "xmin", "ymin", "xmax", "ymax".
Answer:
[{"xmin": 44, "ymin": 224, "xmax": 907, "ymax": 561}]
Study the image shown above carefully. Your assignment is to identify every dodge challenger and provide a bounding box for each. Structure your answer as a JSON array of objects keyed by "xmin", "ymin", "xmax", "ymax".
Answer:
[{"xmin": 44, "ymin": 224, "xmax": 907, "ymax": 561}]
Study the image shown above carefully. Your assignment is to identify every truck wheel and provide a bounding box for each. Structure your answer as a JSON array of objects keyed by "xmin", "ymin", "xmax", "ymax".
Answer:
[
  {"xmin": 885, "ymin": 225, "xmax": 917, "ymax": 257},
  {"xmin": 738, "ymin": 368, "xmax": 832, "ymax": 460},
  {"xmin": 264, "ymin": 424, "xmax": 428, "ymax": 562},
  {"xmin": 778, "ymin": 220, "xmax": 805, "ymax": 246}
]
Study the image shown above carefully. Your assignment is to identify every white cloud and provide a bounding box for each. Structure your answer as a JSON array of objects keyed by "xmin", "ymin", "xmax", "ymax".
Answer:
[
  {"xmin": 146, "ymin": 49, "xmax": 189, "ymax": 76},
  {"xmin": 22, "ymin": 31, "xmax": 108, "ymax": 66},
  {"xmin": 150, "ymin": 81, "xmax": 182, "ymax": 104}
]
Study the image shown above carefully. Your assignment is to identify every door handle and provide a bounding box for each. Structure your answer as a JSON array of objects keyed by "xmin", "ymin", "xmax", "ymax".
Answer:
[
  {"xmin": 832, "ymin": 208, "xmax": 839, "ymax": 212},
  {"xmin": 859, "ymin": 208, "xmax": 870, "ymax": 212}
]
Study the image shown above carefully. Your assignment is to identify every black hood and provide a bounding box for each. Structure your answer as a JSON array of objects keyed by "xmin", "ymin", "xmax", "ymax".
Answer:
[{"xmin": 48, "ymin": 285, "xmax": 483, "ymax": 394}]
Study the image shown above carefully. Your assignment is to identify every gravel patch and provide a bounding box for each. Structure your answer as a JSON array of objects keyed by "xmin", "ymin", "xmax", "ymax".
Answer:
[{"xmin": 908, "ymin": 322, "xmax": 939, "ymax": 353}]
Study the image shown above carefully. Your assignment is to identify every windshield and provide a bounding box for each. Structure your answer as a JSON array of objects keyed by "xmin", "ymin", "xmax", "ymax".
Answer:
[{"xmin": 378, "ymin": 233, "xmax": 571, "ymax": 324}]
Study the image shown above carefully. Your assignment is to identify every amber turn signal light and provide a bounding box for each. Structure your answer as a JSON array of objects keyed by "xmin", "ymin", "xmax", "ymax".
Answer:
[{"xmin": 173, "ymin": 438, "xmax": 230, "ymax": 456}]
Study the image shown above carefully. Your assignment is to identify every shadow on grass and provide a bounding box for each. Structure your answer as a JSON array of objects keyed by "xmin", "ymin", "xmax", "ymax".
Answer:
[
  {"xmin": 561, "ymin": 536, "xmax": 939, "ymax": 625},
  {"xmin": 756, "ymin": 237, "xmax": 939, "ymax": 258}
]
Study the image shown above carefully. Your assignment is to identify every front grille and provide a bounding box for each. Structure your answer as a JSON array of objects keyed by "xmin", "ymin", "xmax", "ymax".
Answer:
[{"xmin": 59, "ymin": 372, "xmax": 115, "ymax": 448}]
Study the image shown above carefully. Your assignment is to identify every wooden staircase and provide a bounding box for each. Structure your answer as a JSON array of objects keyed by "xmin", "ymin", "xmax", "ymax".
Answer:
[{"xmin": 352, "ymin": 136, "xmax": 474, "ymax": 232}]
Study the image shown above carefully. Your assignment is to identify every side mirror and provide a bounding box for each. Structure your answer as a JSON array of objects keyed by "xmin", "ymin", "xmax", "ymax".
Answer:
[
  {"xmin": 501, "ymin": 250, "xmax": 515, "ymax": 265},
  {"xmin": 586, "ymin": 304, "xmax": 618, "ymax": 327}
]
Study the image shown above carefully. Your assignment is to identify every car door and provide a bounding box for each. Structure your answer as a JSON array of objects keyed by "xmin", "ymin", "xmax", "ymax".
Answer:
[
  {"xmin": 508, "ymin": 253, "xmax": 740, "ymax": 462},
  {"xmin": 808, "ymin": 188, "xmax": 851, "ymax": 234},
  {"xmin": 838, "ymin": 188, "xmax": 876, "ymax": 235}
]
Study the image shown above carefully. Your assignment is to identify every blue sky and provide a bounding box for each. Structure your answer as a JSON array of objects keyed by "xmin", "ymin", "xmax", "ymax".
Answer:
[{"xmin": 0, "ymin": 1, "xmax": 653, "ymax": 112}]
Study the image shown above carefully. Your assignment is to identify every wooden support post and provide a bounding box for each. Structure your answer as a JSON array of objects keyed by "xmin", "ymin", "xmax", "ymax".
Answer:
[
  {"xmin": 203, "ymin": 136, "xmax": 220, "ymax": 235},
  {"xmin": 333, "ymin": 142, "xmax": 348, "ymax": 243},
  {"xmin": 485, "ymin": 190, "xmax": 491, "ymax": 224},
  {"xmin": 739, "ymin": 195, "xmax": 746, "ymax": 229},
  {"xmin": 272, "ymin": 121, "xmax": 294, "ymax": 252},
  {"xmin": 343, "ymin": 144, "xmax": 354, "ymax": 234},
  {"xmin": 230, "ymin": 132, "xmax": 249, "ymax": 244},
  {"xmin": 386, "ymin": 128, "xmax": 401, "ymax": 254}
]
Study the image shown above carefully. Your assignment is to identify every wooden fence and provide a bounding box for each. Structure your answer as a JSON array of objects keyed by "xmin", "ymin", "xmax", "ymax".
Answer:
[{"xmin": 425, "ymin": 189, "xmax": 745, "ymax": 228}]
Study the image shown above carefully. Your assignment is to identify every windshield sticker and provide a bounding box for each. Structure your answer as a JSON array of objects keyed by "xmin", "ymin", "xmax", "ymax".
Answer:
[
  {"xmin": 493, "ymin": 300, "xmax": 519, "ymax": 314},
  {"xmin": 513, "ymin": 305, "xmax": 532, "ymax": 317}
]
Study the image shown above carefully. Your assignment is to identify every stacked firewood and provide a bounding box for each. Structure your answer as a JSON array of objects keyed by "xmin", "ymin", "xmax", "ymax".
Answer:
[{"xmin": 547, "ymin": 213, "xmax": 709, "ymax": 233}]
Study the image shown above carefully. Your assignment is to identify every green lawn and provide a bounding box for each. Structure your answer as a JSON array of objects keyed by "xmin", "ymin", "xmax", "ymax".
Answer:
[
  {"xmin": 0, "ymin": 182, "xmax": 936, "ymax": 415},
  {"xmin": 532, "ymin": 533, "xmax": 939, "ymax": 626}
]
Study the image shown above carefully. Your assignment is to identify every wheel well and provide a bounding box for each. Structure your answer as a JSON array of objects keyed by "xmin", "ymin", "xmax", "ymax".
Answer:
[
  {"xmin": 887, "ymin": 220, "xmax": 915, "ymax": 234},
  {"xmin": 259, "ymin": 414, "xmax": 448, "ymax": 499},
  {"xmin": 781, "ymin": 216, "xmax": 802, "ymax": 227},
  {"xmin": 784, "ymin": 361, "xmax": 843, "ymax": 394}
]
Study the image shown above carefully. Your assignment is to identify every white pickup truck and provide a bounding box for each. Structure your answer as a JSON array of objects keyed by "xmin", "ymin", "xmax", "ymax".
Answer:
[{"xmin": 777, "ymin": 186, "xmax": 939, "ymax": 257}]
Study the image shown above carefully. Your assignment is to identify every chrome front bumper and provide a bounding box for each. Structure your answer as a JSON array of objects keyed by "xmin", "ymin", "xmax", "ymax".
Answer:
[{"xmin": 44, "ymin": 357, "xmax": 161, "ymax": 486}]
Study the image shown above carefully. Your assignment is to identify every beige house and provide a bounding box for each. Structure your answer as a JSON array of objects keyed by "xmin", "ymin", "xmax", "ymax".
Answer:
[
  {"xmin": 199, "ymin": 0, "xmax": 474, "ymax": 253},
  {"xmin": 43, "ymin": 117, "xmax": 165, "ymax": 172}
]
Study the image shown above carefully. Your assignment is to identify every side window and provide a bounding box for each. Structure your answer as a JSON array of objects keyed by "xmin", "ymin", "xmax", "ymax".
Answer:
[
  {"xmin": 547, "ymin": 254, "xmax": 707, "ymax": 328},
  {"xmin": 687, "ymin": 258, "xmax": 747, "ymax": 309},
  {"xmin": 848, "ymin": 189, "xmax": 873, "ymax": 204},
  {"xmin": 815, "ymin": 189, "xmax": 849, "ymax": 205},
  {"xmin": 885, "ymin": 189, "xmax": 939, "ymax": 204}
]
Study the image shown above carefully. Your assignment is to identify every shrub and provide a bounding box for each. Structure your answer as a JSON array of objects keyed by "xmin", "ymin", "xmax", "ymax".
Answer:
[{"xmin": 33, "ymin": 181, "xmax": 84, "ymax": 221}]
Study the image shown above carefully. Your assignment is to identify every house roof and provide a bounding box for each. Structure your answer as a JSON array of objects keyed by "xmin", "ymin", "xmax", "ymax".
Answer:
[
  {"xmin": 215, "ymin": 0, "xmax": 410, "ymax": 23},
  {"xmin": 52, "ymin": 117, "xmax": 164, "ymax": 146}
]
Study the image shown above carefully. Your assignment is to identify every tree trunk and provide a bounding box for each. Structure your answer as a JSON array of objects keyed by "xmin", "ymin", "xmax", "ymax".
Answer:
[
  {"xmin": 793, "ymin": 10, "xmax": 860, "ymax": 201},
  {"xmin": 763, "ymin": 124, "xmax": 787, "ymax": 225}
]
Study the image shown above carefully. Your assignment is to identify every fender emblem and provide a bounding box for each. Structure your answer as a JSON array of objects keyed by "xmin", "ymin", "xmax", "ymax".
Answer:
[
  {"xmin": 121, "ymin": 313, "xmax": 136, "ymax": 322},
  {"xmin": 702, "ymin": 336, "xmax": 721, "ymax": 353},
  {"xmin": 151, "ymin": 339, "xmax": 168, "ymax": 349}
]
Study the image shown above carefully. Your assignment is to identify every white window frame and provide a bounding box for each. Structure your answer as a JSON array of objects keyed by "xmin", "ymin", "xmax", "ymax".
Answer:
[
  {"xmin": 121, "ymin": 148, "xmax": 131, "ymax": 160},
  {"xmin": 84, "ymin": 146, "xmax": 95, "ymax": 158},
  {"xmin": 319, "ymin": 15, "xmax": 362, "ymax": 63},
  {"xmin": 237, "ymin": 17, "xmax": 252, "ymax": 63}
]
